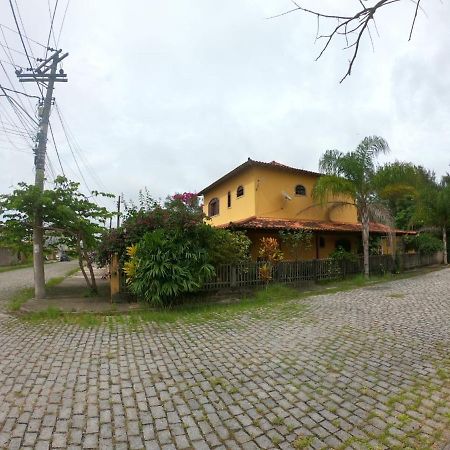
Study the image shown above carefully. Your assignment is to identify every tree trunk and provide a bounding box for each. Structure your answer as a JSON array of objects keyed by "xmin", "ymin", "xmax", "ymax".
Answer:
[
  {"xmin": 443, "ymin": 226, "xmax": 448, "ymax": 265},
  {"xmin": 361, "ymin": 208, "xmax": 370, "ymax": 279},
  {"xmin": 83, "ymin": 248, "xmax": 98, "ymax": 294},
  {"xmin": 76, "ymin": 236, "xmax": 92, "ymax": 290}
]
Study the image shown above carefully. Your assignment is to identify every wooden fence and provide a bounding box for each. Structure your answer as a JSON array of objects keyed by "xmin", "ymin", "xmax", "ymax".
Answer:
[{"xmin": 201, "ymin": 252, "xmax": 442, "ymax": 290}]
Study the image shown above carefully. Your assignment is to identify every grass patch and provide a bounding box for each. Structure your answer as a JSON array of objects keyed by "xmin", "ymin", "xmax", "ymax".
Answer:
[
  {"xmin": 8, "ymin": 287, "xmax": 34, "ymax": 312},
  {"xmin": 0, "ymin": 262, "xmax": 33, "ymax": 273},
  {"xmin": 18, "ymin": 266, "xmax": 443, "ymax": 327}
]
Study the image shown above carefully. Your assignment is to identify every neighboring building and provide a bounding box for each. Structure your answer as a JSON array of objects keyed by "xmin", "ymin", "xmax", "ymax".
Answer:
[
  {"xmin": 0, "ymin": 247, "xmax": 22, "ymax": 266},
  {"xmin": 198, "ymin": 158, "xmax": 407, "ymax": 260}
]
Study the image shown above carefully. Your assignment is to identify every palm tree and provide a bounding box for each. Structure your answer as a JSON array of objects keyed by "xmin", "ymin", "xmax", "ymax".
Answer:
[{"xmin": 313, "ymin": 136, "xmax": 390, "ymax": 278}]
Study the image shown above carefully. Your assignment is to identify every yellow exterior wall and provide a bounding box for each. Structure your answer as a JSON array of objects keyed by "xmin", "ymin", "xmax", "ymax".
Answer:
[
  {"xmin": 202, "ymin": 168, "xmax": 257, "ymax": 226},
  {"xmin": 252, "ymin": 166, "xmax": 358, "ymax": 223},
  {"xmin": 316, "ymin": 234, "xmax": 360, "ymax": 259},
  {"xmin": 247, "ymin": 230, "xmax": 360, "ymax": 261}
]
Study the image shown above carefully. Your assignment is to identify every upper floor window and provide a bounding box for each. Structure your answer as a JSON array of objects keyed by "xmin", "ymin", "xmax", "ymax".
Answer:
[
  {"xmin": 295, "ymin": 184, "xmax": 306, "ymax": 196},
  {"xmin": 227, "ymin": 191, "xmax": 231, "ymax": 208},
  {"xmin": 208, "ymin": 198, "xmax": 219, "ymax": 216},
  {"xmin": 237, "ymin": 185, "xmax": 244, "ymax": 197}
]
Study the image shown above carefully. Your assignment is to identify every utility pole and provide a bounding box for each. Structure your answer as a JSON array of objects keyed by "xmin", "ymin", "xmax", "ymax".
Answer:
[
  {"xmin": 16, "ymin": 49, "xmax": 68, "ymax": 299},
  {"xmin": 116, "ymin": 195, "xmax": 121, "ymax": 228}
]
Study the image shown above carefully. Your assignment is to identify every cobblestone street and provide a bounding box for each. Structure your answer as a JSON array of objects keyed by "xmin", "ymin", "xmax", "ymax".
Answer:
[{"xmin": 0, "ymin": 268, "xmax": 449, "ymax": 449}]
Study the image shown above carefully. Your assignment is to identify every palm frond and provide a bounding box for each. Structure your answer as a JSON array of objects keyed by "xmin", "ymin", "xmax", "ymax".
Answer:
[
  {"xmin": 324, "ymin": 201, "xmax": 356, "ymax": 221},
  {"xmin": 312, "ymin": 175, "xmax": 356, "ymax": 206},
  {"xmin": 318, "ymin": 149, "xmax": 345, "ymax": 175},
  {"xmin": 356, "ymin": 136, "xmax": 390, "ymax": 159},
  {"xmin": 296, "ymin": 200, "xmax": 355, "ymax": 218},
  {"xmin": 368, "ymin": 202, "xmax": 394, "ymax": 227}
]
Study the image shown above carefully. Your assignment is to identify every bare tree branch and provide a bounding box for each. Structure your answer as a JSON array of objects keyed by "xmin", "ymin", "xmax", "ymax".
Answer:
[
  {"xmin": 270, "ymin": 0, "xmax": 428, "ymax": 82},
  {"xmin": 408, "ymin": 0, "xmax": 422, "ymax": 40}
]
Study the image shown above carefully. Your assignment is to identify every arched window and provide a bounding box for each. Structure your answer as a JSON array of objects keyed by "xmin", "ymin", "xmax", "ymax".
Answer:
[
  {"xmin": 208, "ymin": 198, "xmax": 219, "ymax": 217},
  {"xmin": 295, "ymin": 184, "xmax": 306, "ymax": 196},
  {"xmin": 236, "ymin": 185, "xmax": 244, "ymax": 197}
]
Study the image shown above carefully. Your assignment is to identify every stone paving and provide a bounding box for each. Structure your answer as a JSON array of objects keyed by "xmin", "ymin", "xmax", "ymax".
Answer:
[{"xmin": 0, "ymin": 268, "xmax": 449, "ymax": 449}]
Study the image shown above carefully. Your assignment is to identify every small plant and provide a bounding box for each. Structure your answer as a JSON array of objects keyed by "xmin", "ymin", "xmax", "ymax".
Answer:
[
  {"xmin": 258, "ymin": 237, "xmax": 284, "ymax": 262},
  {"xmin": 272, "ymin": 416, "xmax": 284, "ymax": 426},
  {"xmin": 271, "ymin": 435, "xmax": 282, "ymax": 445},
  {"xmin": 259, "ymin": 263, "xmax": 272, "ymax": 284},
  {"xmin": 209, "ymin": 377, "xmax": 227, "ymax": 388},
  {"xmin": 258, "ymin": 237, "xmax": 284, "ymax": 285},
  {"xmin": 293, "ymin": 435, "xmax": 314, "ymax": 449}
]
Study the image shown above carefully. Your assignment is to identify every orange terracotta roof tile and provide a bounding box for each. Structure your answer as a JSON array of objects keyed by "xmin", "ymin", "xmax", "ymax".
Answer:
[{"xmin": 220, "ymin": 216, "xmax": 415, "ymax": 235}]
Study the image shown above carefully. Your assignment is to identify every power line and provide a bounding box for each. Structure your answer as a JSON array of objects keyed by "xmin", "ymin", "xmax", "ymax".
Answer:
[
  {"xmin": 0, "ymin": 40, "xmax": 36, "ymax": 63},
  {"xmin": 8, "ymin": 0, "xmax": 34, "ymax": 73},
  {"xmin": 0, "ymin": 24, "xmax": 47, "ymax": 49},
  {"xmin": 55, "ymin": 102, "xmax": 108, "ymax": 192},
  {"xmin": 53, "ymin": 107, "xmax": 90, "ymax": 190},
  {"xmin": 0, "ymin": 26, "xmax": 15, "ymax": 64},
  {"xmin": 8, "ymin": 96, "xmax": 38, "ymax": 126},
  {"xmin": 56, "ymin": 0, "xmax": 70, "ymax": 48},
  {"xmin": 1, "ymin": 90, "xmax": 38, "ymax": 136},
  {"xmin": 0, "ymin": 85, "xmax": 40, "ymax": 99},
  {"xmin": 46, "ymin": 0, "xmax": 59, "ymax": 58},
  {"xmin": 0, "ymin": 86, "xmax": 36, "ymax": 140},
  {"xmin": 48, "ymin": 120, "xmax": 66, "ymax": 177},
  {"xmin": 0, "ymin": 57, "xmax": 26, "ymax": 69},
  {"xmin": 0, "ymin": 30, "xmax": 36, "ymax": 112},
  {"xmin": 8, "ymin": 0, "xmax": 44, "ymax": 97},
  {"xmin": 0, "ymin": 60, "xmax": 30, "ymax": 113}
]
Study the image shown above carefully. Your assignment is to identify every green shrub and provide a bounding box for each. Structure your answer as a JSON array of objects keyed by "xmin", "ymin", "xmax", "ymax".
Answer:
[
  {"xmin": 128, "ymin": 230, "xmax": 215, "ymax": 306},
  {"xmin": 403, "ymin": 233, "xmax": 443, "ymax": 255},
  {"xmin": 329, "ymin": 247, "xmax": 358, "ymax": 263},
  {"xmin": 207, "ymin": 230, "xmax": 251, "ymax": 265}
]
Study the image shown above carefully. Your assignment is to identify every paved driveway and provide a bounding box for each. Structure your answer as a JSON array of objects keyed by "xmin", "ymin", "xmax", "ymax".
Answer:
[{"xmin": 0, "ymin": 268, "xmax": 449, "ymax": 449}]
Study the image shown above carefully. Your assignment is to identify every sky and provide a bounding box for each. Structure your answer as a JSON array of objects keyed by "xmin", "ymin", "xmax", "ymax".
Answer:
[{"xmin": 0, "ymin": 0, "xmax": 449, "ymax": 212}]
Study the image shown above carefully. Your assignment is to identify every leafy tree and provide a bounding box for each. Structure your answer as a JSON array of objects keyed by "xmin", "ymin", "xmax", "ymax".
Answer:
[
  {"xmin": 374, "ymin": 163, "xmax": 449, "ymax": 263},
  {"xmin": 374, "ymin": 162, "xmax": 434, "ymax": 229},
  {"xmin": 403, "ymin": 233, "xmax": 443, "ymax": 256},
  {"xmin": 313, "ymin": 136, "xmax": 391, "ymax": 278},
  {"xmin": 0, "ymin": 177, "xmax": 113, "ymax": 293},
  {"xmin": 415, "ymin": 177, "xmax": 450, "ymax": 264}
]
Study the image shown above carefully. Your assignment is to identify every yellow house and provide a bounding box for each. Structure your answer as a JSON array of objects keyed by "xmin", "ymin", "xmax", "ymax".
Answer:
[{"xmin": 198, "ymin": 158, "xmax": 404, "ymax": 260}]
